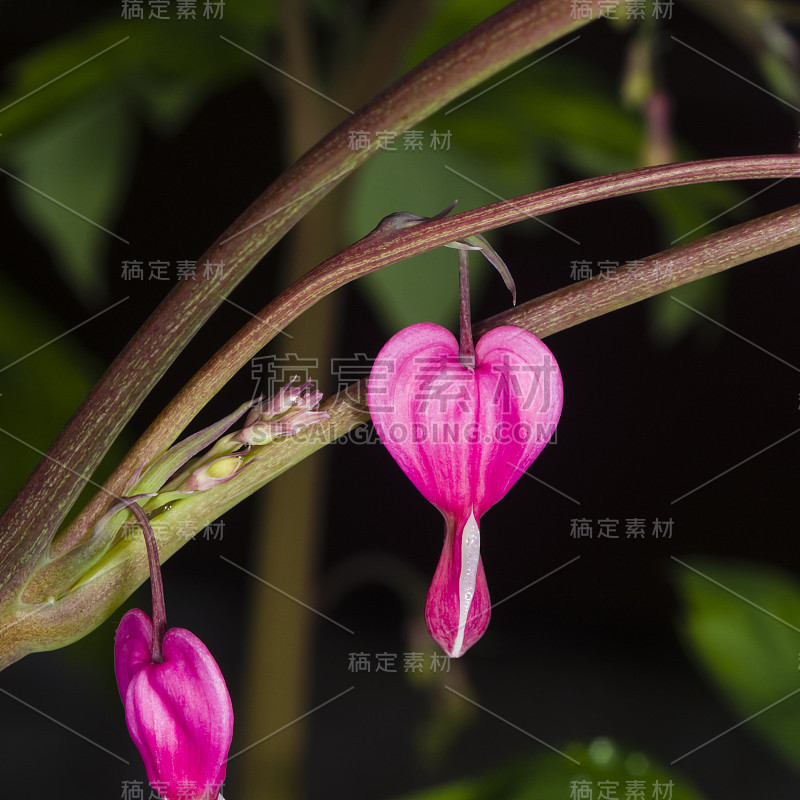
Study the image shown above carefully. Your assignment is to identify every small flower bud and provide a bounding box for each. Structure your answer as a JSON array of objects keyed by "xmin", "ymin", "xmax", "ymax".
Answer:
[
  {"xmin": 182, "ymin": 453, "xmax": 249, "ymax": 492},
  {"xmin": 235, "ymin": 377, "xmax": 329, "ymax": 446}
]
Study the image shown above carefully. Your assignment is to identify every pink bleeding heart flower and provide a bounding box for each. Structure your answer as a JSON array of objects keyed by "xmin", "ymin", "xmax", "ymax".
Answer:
[
  {"xmin": 115, "ymin": 608, "xmax": 233, "ymax": 800},
  {"xmin": 368, "ymin": 323, "xmax": 562, "ymax": 657}
]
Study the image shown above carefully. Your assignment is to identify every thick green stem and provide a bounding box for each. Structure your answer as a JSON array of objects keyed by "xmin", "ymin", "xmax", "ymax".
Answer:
[
  {"xmin": 62, "ymin": 154, "xmax": 800, "ymax": 560},
  {"xmin": 3, "ymin": 200, "xmax": 799, "ymax": 670}
]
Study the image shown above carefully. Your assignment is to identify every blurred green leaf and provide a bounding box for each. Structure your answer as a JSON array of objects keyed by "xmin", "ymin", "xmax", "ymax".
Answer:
[
  {"xmin": 644, "ymin": 181, "xmax": 743, "ymax": 245},
  {"xmin": 119, "ymin": 18, "xmax": 269, "ymax": 135},
  {"xmin": 513, "ymin": 60, "xmax": 644, "ymax": 176},
  {"xmin": 390, "ymin": 737, "xmax": 705, "ymax": 800},
  {"xmin": 0, "ymin": 11, "xmax": 283, "ymax": 303},
  {"xmin": 0, "ymin": 15, "xmax": 276, "ymax": 145},
  {"xmin": 648, "ymin": 277, "xmax": 725, "ymax": 348},
  {"xmin": 404, "ymin": 0, "xmax": 514, "ymax": 69},
  {"xmin": 0, "ymin": 23, "xmax": 133, "ymax": 145},
  {"xmin": 688, "ymin": 0, "xmax": 800, "ymax": 109},
  {"xmin": 0, "ymin": 277, "xmax": 100, "ymax": 513},
  {"xmin": 6, "ymin": 92, "xmax": 134, "ymax": 304},
  {"xmin": 673, "ymin": 557, "xmax": 800, "ymax": 772},
  {"xmin": 638, "ymin": 177, "xmax": 741, "ymax": 347}
]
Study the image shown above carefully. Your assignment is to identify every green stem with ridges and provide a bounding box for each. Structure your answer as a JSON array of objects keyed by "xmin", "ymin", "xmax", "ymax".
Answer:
[
  {"xmin": 60, "ymin": 154, "xmax": 800, "ymax": 563},
  {"xmin": 0, "ymin": 0, "xmax": 589, "ymax": 602},
  {"xmin": 3, "ymin": 197, "xmax": 799, "ymax": 669}
]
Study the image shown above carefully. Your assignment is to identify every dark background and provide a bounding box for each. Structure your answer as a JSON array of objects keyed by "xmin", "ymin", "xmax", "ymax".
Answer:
[{"xmin": 1, "ymin": 2, "xmax": 799, "ymax": 799}]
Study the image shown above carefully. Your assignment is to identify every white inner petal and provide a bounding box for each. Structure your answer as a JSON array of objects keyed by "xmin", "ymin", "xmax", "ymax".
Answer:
[{"xmin": 452, "ymin": 510, "xmax": 481, "ymax": 657}]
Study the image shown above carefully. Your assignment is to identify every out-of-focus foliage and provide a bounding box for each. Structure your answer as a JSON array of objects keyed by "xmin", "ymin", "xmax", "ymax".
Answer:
[
  {"xmin": 389, "ymin": 736, "xmax": 705, "ymax": 800},
  {"xmin": 0, "ymin": 10, "xmax": 277, "ymax": 302},
  {"xmin": 350, "ymin": 30, "xmax": 745, "ymax": 336},
  {"xmin": 689, "ymin": 0, "xmax": 800, "ymax": 109},
  {"xmin": 6, "ymin": 93, "xmax": 135, "ymax": 304},
  {"xmin": 673, "ymin": 557, "xmax": 800, "ymax": 773},
  {"xmin": 0, "ymin": 9, "xmax": 279, "ymax": 500},
  {"xmin": 1, "ymin": 2, "xmax": 800, "ymax": 798},
  {"xmin": 0, "ymin": 276, "xmax": 100, "ymax": 512},
  {"xmin": 3, "ymin": 0, "xmax": 791, "ymax": 337}
]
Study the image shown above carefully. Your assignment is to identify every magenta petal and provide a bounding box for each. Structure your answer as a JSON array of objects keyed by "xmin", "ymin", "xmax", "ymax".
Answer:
[
  {"xmin": 425, "ymin": 512, "xmax": 491, "ymax": 658},
  {"xmin": 368, "ymin": 323, "xmax": 472, "ymax": 516},
  {"xmin": 369, "ymin": 323, "xmax": 562, "ymax": 516},
  {"xmin": 114, "ymin": 610, "xmax": 233, "ymax": 800},
  {"xmin": 115, "ymin": 608, "xmax": 155, "ymax": 702},
  {"xmin": 472, "ymin": 325, "xmax": 563, "ymax": 516}
]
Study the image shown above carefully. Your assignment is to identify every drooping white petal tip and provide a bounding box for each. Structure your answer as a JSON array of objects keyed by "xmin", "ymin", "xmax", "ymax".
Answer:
[{"xmin": 451, "ymin": 510, "xmax": 481, "ymax": 658}]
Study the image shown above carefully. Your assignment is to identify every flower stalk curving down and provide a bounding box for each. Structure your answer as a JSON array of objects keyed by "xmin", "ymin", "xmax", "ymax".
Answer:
[
  {"xmin": 108, "ymin": 378, "xmax": 330, "ymax": 797},
  {"xmin": 368, "ymin": 247, "xmax": 562, "ymax": 657},
  {"xmin": 114, "ymin": 501, "xmax": 233, "ymax": 800}
]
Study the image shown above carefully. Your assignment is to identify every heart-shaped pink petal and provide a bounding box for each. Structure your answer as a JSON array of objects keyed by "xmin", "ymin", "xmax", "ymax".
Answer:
[
  {"xmin": 369, "ymin": 323, "xmax": 562, "ymax": 656},
  {"xmin": 369, "ymin": 324, "xmax": 561, "ymax": 515}
]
